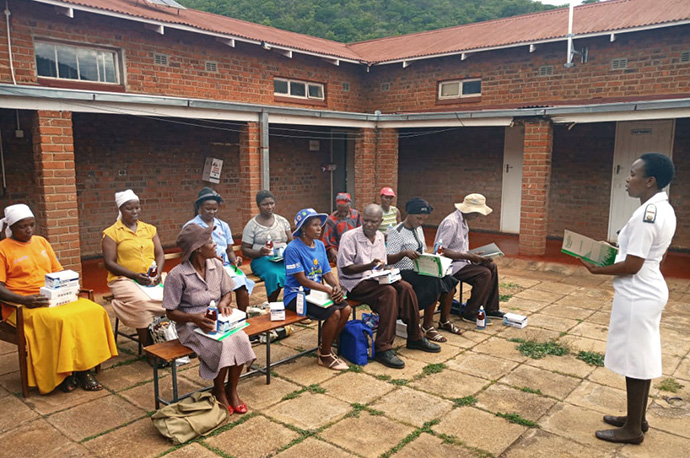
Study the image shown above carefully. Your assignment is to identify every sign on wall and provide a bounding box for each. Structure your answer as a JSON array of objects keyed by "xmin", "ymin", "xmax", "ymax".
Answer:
[{"xmin": 202, "ymin": 157, "xmax": 223, "ymax": 184}]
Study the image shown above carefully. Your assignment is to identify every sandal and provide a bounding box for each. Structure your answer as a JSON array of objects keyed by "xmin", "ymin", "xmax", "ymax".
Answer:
[
  {"xmin": 422, "ymin": 326, "xmax": 447, "ymax": 343},
  {"xmin": 59, "ymin": 374, "xmax": 78, "ymax": 393},
  {"xmin": 438, "ymin": 320, "xmax": 463, "ymax": 335},
  {"xmin": 317, "ymin": 351, "xmax": 348, "ymax": 371},
  {"xmin": 77, "ymin": 371, "xmax": 104, "ymax": 391}
]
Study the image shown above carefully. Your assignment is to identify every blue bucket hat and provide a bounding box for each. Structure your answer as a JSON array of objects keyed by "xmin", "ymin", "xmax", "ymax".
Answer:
[{"xmin": 293, "ymin": 208, "xmax": 328, "ymax": 237}]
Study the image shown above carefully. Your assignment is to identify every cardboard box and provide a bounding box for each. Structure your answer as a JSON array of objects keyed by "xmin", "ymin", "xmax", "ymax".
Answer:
[
  {"xmin": 561, "ymin": 230, "xmax": 618, "ymax": 266},
  {"xmin": 270, "ymin": 302, "xmax": 285, "ymax": 321},
  {"xmin": 502, "ymin": 312, "xmax": 528, "ymax": 329},
  {"xmin": 45, "ymin": 270, "xmax": 80, "ymax": 289},
  {"xmin": 40, "ymin": 287, "xmax": 78, "ymax": 307},
  {"xmin": 217, "ymin": 309, "xmax": 247, "ymax": 333},
  {"xmin": 395, "ymin": 319, "xmax": 408, "ymax": 338}
]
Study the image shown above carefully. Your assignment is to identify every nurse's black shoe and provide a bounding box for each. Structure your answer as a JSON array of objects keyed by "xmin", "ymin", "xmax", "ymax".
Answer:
[
  {"xmin": 603, "ymin": 415, "xmax": 649, "ymax": 432},
  {"xmin": 595, "ymin": 429, "xmax": 644, "ymax": 445}
]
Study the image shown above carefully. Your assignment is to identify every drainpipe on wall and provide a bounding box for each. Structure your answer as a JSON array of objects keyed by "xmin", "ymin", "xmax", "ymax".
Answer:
[
  {"xmin": 259, "ymin": 110, "xmax": 270, "ymax": 191},
  {"xmin": 4, "ymin": 0, "xmax": 16, "ymax": 85}
]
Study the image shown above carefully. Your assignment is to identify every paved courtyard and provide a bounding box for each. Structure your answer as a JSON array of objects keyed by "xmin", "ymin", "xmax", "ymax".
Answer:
[{"xmin": 0, "ymin": 257, "xmax": 688, "ymax": 457}]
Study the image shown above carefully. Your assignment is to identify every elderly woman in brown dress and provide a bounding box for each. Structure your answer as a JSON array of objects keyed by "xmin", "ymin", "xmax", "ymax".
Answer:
[{"xmin": 163, "ymin": 224, "xmax": 255, "ymax": 414}]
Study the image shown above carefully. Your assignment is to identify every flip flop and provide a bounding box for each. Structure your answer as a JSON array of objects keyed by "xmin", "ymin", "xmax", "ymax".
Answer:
[
  {"xmin": 77, "ymin": 371, "xmax": 103, "ymax": 391},
  {"xmin": 422, "ymin": 326, "xmax": 447, "ymax": 343},
  {"xmin": 59, "ymin": 374, "xmax": 78, "ymax": 393},
  {"xmin": 438, "ymin": 320, "xmax": 463, "ymax": 335}
]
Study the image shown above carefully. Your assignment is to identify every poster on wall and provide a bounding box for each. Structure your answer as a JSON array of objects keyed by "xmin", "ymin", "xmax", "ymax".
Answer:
[{"xmin": 202, "ymin": 157, "xmax": 223, "ymax": 184}]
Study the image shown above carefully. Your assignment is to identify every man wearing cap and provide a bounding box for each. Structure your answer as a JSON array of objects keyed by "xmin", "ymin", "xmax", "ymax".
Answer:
[
  {"xmin": 338, "ymin": 204, "xmax": 441, "ymax": 369},
  {"xmin": 379, "ymin": 187, "xmax": 401, "ymax": 233},
  {"xmin": 323, "ymin": 193, "xmax": 361, "ymax": 263},
  {"xmin": 434, "ymin": 194, "xmax": 505, "ymax": 323}
]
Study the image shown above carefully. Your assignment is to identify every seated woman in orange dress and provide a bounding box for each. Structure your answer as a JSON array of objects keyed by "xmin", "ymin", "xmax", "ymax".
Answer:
[{"xmin": 0, "ymin": 204, "xmax": 117, "ymax": 394}]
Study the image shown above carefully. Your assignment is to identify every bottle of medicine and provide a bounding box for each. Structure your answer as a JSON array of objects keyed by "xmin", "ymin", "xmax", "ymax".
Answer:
[
  {"xmin": 265, "ymin": 234, "xmax": 274, "ymax": 256},
  {"xmin": 476, "ymin": 305, "xmax": 486, "ymax": 330},
  {"xmin": 296, "ymin": 286, "xmax": 306, "ymax": 316},
  {"xmin": 147, "ymin": 261, "xmax": 158, "ymax": 278},
  {"xmin": 205, "ymin": 300, "xmax": 218, "ymax": 334}
]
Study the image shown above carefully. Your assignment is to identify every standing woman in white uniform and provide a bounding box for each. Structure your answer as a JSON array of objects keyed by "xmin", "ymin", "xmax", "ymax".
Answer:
[{"xmin": 582, "ymin": 153, "xmax": 676, "ymax": 445}]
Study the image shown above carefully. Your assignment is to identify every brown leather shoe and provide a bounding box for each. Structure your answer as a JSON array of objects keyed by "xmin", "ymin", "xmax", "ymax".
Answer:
[{"xmin": 595, "ymin": 429, "xmax": 644, "ymax": 444}]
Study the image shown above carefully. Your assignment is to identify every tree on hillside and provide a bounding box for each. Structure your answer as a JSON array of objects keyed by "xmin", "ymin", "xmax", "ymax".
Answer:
[{"xmin": 179, "ymin": 0, "xmax": 556, "ymax": 42}]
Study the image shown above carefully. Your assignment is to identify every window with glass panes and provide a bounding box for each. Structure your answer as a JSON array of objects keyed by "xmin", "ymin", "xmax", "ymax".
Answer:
[
  {"xmin": 438, "ymin": 79, "xmax": 481, "ymax": 100},
  {"xmin": 274, "ymin": 78, "xmax": 324, "ymax": 100},
  {"xmin": 34, "ymin": 41, "xmax": 120, "ymax": 84}
]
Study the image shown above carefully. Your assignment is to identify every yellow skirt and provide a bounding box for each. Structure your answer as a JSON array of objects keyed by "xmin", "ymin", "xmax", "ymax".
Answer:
[{"xmin": 10, "ymin": 298, "xmax": 118, "ymax": 394}]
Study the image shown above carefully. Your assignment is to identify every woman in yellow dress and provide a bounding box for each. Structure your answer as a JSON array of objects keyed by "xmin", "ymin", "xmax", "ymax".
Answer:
[{"xmin": 0, "ymin": 204, "xmax": 117, "ymax": 394}]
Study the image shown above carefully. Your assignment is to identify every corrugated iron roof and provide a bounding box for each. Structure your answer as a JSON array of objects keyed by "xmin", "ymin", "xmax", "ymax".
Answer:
[{"xmin": 34, "ymin": 0, "xmax": 690, "ymax": 65}]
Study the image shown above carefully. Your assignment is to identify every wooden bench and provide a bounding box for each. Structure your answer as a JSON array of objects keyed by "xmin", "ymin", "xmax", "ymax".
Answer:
[{"xmin": 143, "ymin": 309, "xmax": 315, "ymax": 409}]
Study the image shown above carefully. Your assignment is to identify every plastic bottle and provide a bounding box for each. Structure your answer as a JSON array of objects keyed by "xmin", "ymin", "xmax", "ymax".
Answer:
[
  {"xmin": 265, "ymin": 234, "xmax": 274, "ymax": 256},
  {"xmin": 147, "ymin": 261, "xmax": 158, "ymax": 278},
  {"xmin": 205, "ymin": 300, "xmax": 218, "ymax": 334},
  {"xmin": 434, "ymin": 239, "xmax": 443, "ymax": 255},
  {"xmin": 296, "ymin": 286, "xmax": 306, "ymax": 316},
  {"xmin": 476, "ymin": 305, "xmax": 486, "ymax": 330}
]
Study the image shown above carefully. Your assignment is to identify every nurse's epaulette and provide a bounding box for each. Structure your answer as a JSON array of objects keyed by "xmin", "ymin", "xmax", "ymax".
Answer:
[{"xmin": 643, "ymin": 204, "xmax": 657, "ymax": 224}]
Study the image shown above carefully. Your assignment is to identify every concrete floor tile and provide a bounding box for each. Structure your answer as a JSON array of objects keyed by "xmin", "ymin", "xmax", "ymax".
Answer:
[
  {"xmin": 277, "ymin": 328, "xmax": 319, "ymax": 351},
  {"xmin": 82, "ymin": 417, "xmax": 172, "ymax": 458},
  {"xmin": 660, "ymin": 328, "xmax": 690, "ymax": 357},
  {"xmin": 445, "ymin": 351, "xmax": 519, "ymax": 380},
  {"xmin": 396, "ymin": 340, "xmax": 463, "ymax": 364},
  {"xmin": 457, "ymin": 329, "xmax": 494, "ymax": 344},
  {"xmin": 263, "ymin": 392, "xmax": 350, "ymax": 431},
  {"xmin": 553, "ymin": 295, "xmax": 609, "ymax": 311},
  {"xmin": 558, "ymin": 335, "xmax": 608, "ymax": 354},
  {"xmin": 274, "ymin": 437, "xmax": 357, "ymax": 458},
  {"xmin": 502, "ymin": 296, "xmax": 551, "ymax": 314},
  {"xmin": 0, "ymin": 371, "xmax": 23, "ymax": 395},
  {"xmin": 498, "ymin": 326, "xmax": 563, "ymax": 342},
  {"xmin": 673, "ymin": 356, "xmax": 690, "ymax": 380},
  {"xmin": 204, "ymin": 415, "xmax": 299, "ymax": 458},
  {"xmin": 569, "ymin": 322, "xmax": 610, "ymax": 342},
  {"xmin": 410, "ymin": 369, "xmax": 488, "ymax": 400},
  {"xmin": 0, "ymin": 418, "xmax": 92, "ymax": 457},
  {"xmin": 393, "ymin": 432, "xmax": 476, "ymax": 458},
  {"xmin": 476, "ymin": 383, "xmax": 556, "ymax": 421},
  {"xmin": 362, "ymin": 353, "xmax": 427, "ymax": 380},
  {"xmin": 504, "ymin": 428, "xmax": 614, "ymax": 458},
  {"xmin": 661, "ymin": 354, "xmax": 682, "ymax": 377},
  {"xmin": 0, "ymin": 394, "xmax": 40, "ymax": 433},
  {"xmin": 0, "ymin": 353, "xmax": 20, "ymax": 376},
  {"xmin": 645, "ymin": 378, "xmax": 690, "ymax": 439},
  {"xmin": 320, "ymin": 411, "xmax": 415, "ymax": 457},
  {"xmin": 564, "ymin": 380, "xmax": 627, "ymax": 415},
  {"xmin": 273, "ymin": 355, "xmax": 340, "ymax": 386},
  {"xmin": 433, "ymin": 406, "xmax": 527, "ymax": 455},
  {"xmin": 119, "ymin": 377, "xmax": 205, "ymax": 411},
  {"xmin": 252, "ymin": 343, "xmax": 302, "ymax": 369},
  {"xmin": 500, "ymin": 365, "xmax": 582, "ymax": 400},
  {"xmin": 371, "ymin": 386, "xmax": 454, "ymax": 427},
  {"xmin": 162, "ymin": 442, "xmax": 221, "ymax": 458},
  {"xmin": 239, "ymin": 375, "xmax": 302, "ymax": 410},
  {"xmin": 473, "ymin": 337, "xmax": 529, "ymax": 362},
  {"xmin": 617, "ymin": 428, "xmax": 690, "ymax": 457},
  {"xmin": 22, "ymin": 381, "xmax": 110, "ymax": 416},
  {"xmin": 438, "ymin": 331, "xmax": 483, "ymax": 349},
  {"xmin": 46, "ymin": 394, "xmax": 145, "ymax": 441},
  {"xmin": 526, "ymin": 354, "xmax": 596, "ymax": 379},
  {"xmin": 499, "ymin": 275, "xmax": 542, "ymax": 289},
  {"xmin": 100, "ymin": 350, "xmax": 140, "ymax": 370},
  {"xmin": 320, "ymin": 371, "xmax": 394, "ymax": 404},
  {"xmin": 540, "ymin": 304, "xmax": 596, "ymax": 321},
  {"xmin": 515, "ymin": 288, "xmax": 566, "ymax": 304},
  {"xmin": 0, "ymin": 341, "xmax": 17, "ymax": 356},
  {"xmin": 540, "ymin": 403, "xmax": 624, "ymax": 450},
  {"xmin": 532, "ymin": 281, "xmax": 580, "ymax": 295},
  {"xmin": 97, "ymin": 360, "xmax": 161, "ymax": 392},
  {"xmin": 587, "ymin": 311, "xmax": 612, "ymax": 326},
  {"xmin": 523, "ymin": 314, "xmax": 580, "ymax": 333},
  {"xmin": 587, "ymin": 366, "xmax": 625, "ymax": 389}
]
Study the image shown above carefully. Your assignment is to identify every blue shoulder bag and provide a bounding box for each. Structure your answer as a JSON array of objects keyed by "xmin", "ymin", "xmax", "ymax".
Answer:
[{"xmin": 339, "ymin": 319, "xmax": 375, "ymax": 365}]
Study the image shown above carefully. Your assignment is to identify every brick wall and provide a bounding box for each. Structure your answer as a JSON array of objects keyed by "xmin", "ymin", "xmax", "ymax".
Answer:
[
  {"xmin": 397, "ymin": 127, "xmax": 504, "ymax": 228},
  {"xmin": 547, "ymin": 123, "xmax": 616, "ymax": 240},
  {"xmin": 1, "ymin": 2, "xmax": 366, "ymax": 113},
  {"xmin": 73, "ymin": 113, "xmax": 243, "ymax": 257},
  {"xmin": 364, "ymin": 27, "xmax": 690, "ymax": 114},
  {"xmin": 0, "ymin": 109, "xmax": 39, "ymax": 212},
  {"xmin": 354, "ymin": 128, "xmax": 399, "ymax": 209}
]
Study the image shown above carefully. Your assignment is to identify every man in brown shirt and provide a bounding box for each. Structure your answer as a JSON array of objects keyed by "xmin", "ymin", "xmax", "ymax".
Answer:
[{"xmin": 337, "ymin": 204, "xmax": 440, "ymax": 369}]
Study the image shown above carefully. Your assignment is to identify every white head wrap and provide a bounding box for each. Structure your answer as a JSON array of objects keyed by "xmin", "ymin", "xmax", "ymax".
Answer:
[
  {"xmin": 115, "ymin": 189, "xmax": 139, "ymax": 220},
  {"xmin": 1, "ymin": 204, "xmax": 35, "ymax": 238}
]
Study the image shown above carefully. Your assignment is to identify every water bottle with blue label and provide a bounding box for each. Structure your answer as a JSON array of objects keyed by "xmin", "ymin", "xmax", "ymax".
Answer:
[{"xmin": 296, "ymin": 286, "xmax": 306, "ymax": 316}]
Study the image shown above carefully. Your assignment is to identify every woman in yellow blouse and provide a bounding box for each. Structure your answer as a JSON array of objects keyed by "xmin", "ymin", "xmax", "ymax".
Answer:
[
  {"xmin": 0, "ymin": 204, "xmax": 117, "ymax": 393},
  {"xmin": 102, "ymin": 190, "xmax": 165, "ymax": 348}
]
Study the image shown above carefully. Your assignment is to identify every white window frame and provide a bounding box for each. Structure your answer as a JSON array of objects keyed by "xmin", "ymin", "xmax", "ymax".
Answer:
[
  {"xmin": 438, "ymin": 78, "xmax": 482, "ymax": 100},
  {"xmin": 274, "ymin": 77, "xmax": 325, "ymax": 100},
  {"xmin": 34, "ymin": 40, "xmax": 121, "ymax": 84}
]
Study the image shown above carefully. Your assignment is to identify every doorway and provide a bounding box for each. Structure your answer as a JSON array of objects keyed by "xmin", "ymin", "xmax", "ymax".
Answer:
[
  {"xmin": 607, "ymin": 120, "xmax": 674, "ymax": 242},
  {"xmin": 500, "ymin": 125, "xmax": 524, "ymax": 234}
]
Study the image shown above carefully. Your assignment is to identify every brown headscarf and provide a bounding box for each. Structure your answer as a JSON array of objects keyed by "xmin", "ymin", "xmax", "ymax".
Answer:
[{"xmin": 177, "ymin": 223, "xmax": 214, "ymax": 262}]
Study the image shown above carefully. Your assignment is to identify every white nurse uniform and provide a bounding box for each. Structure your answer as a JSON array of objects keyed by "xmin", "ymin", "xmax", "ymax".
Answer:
[{"xmin": 605, "ymin": 191, "xmax": 676, "ymax": 380}]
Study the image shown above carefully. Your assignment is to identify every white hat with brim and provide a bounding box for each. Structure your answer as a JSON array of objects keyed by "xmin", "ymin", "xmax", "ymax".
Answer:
[
  {"xmin": 293, "ymin": 208, "xmax": 328, "ymax": 237},
  {"xmin": 455, "ymin": 193, "xmax": 492, "ymax": 216}
]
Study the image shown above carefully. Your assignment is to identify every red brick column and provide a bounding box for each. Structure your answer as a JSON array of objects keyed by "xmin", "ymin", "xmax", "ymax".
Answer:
[
  {"xmin": 354, "ymin": 128, "xmax": 399, "ymax": 207},
  {"xmin": 239, "ymin": 121, "xmax": 262, "ymax": 224},
  {"xmin": 32, "ymin": 111, "xmax": 81, "ymax": 274},
  {"xmin": 519, "ymin": 119, "xmax": 553, "ymax": 256}
]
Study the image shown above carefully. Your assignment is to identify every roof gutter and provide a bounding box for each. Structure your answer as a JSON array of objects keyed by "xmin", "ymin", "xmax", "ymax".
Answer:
[
  {"xmin": 1, "ymin": 84, "xmax": 689, "ymax": 127},
  {"xmin": 29, "ymin": 0, "xmax": 364, "ymax": 65}
]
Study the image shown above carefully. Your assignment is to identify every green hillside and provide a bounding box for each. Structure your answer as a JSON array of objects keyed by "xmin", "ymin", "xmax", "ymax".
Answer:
[{"xmin": 179, "ymin": 0, "xmax": 557, "ymax": 43}]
